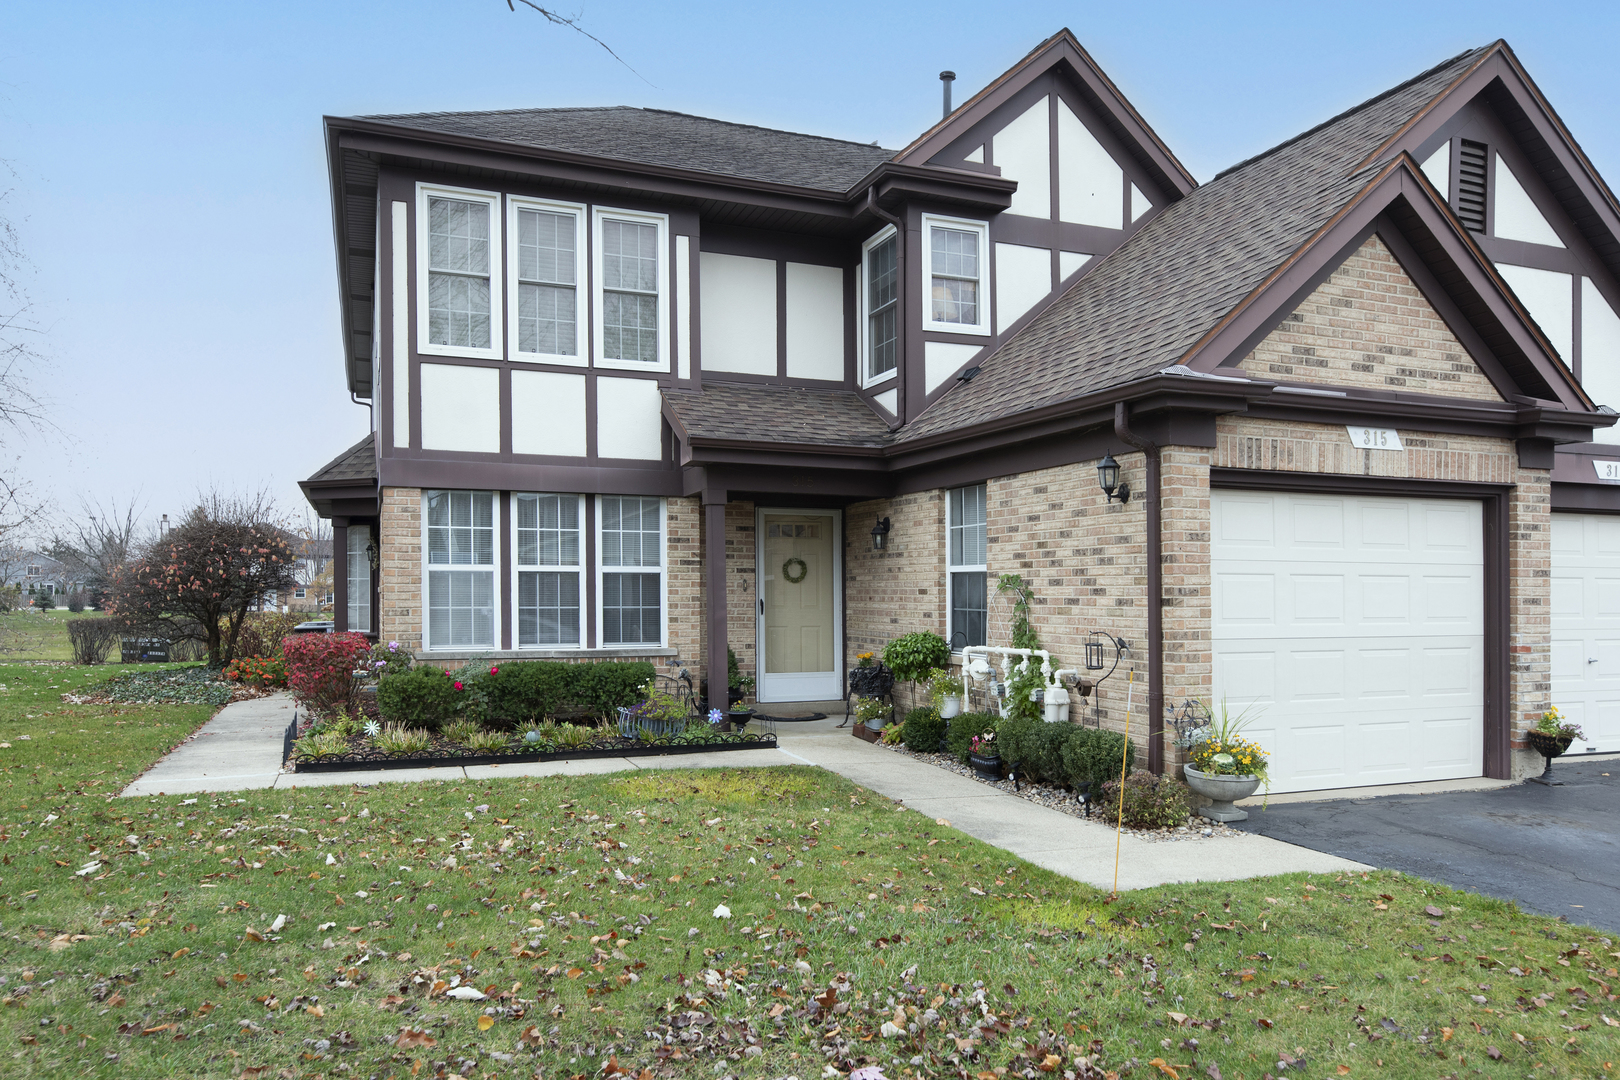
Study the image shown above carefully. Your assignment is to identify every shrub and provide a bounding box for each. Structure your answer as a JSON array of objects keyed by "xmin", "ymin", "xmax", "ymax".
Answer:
[
  {"xmin": 235, "ymin": 611, "xmax": 304, "ymax": 660},
  {"xmin": 901, "ymin": 707, "xmax": 948, "ymax": 753},
  {"xmin": 1095, "ymin": 770, "xmax": 1191, "ymax": 830},
  {"xmin": 945, "ymin": 711, "xmax": 999, "ymax": 763},
  {"xmin": 224, "ymin": 654, "xmax": 288, "ymax": 689},
  {"xmin": 480, "ymin": 660, "xmax": 655, "ymax": 722},
  {"xmin": 377, "ymin": 665, "xmax": 463, "ymax": 729},
  {"xmin": 66, "ymin": 590, "xmax": 86, "ymax": 613},
  {"xmin": 995, "ymin": 716, "xmax": 1042, "ymax": 774},
  {"xmin": 1058, "ymin": 728, "xmax": 1135, "ymax": 790},
  {"xmin": 282, "ymin": 631, "xmax": 372, "ymax": 717},
  {"xmin": 882, "ymin": 632, "xmax": 950, "ymax": 683},
  {"xmin": 31, "ymin": 593, "xmax": 54, "ymax": 612},
  {"xmin": 67, "ymin": 619, "xmax": 118, "ymax": 665}
]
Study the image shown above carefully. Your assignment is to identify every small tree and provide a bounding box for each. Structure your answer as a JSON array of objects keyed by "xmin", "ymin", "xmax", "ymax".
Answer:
[{"xmin": 105, "ymin": 492, "xmax": 298, "ymax": 667}]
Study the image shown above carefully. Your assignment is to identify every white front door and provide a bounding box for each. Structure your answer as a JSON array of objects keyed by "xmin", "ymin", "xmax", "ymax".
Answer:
[
  {"xmin": 1550, "ymin": 512, "xmax": 1620, "ymax": 754},
  {"xmin": 756, "ymin": 508, "xmax": 843, "ymax": 702},
  {"xmin": 1211, "ymin": 490, "xmax": 1485, "ymax": 793}
]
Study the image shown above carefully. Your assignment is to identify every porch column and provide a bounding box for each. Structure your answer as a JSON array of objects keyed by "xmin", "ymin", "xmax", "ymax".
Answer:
[{"xmin": 703, "ymin": 489, "xmax": 729, "ymax": 711}]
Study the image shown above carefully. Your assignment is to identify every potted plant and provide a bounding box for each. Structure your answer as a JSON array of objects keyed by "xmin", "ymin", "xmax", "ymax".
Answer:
[
  {"xmin": 883, "ymin": 632, "xmax": 950, "ymax": 708},
  {"xmin": 848, "ymin": 652, "xmax": 894, "ymax": 700},
  {"xmin": 929, "ymin": 666, "xmax": 964, "ymax": 719},
  {"xmin": 968, "ymin": 731, "xmax": 1000, "ymax": 780},
  {"xmin": 1182, "ymin": 701, "xmax": 1269, "ymax": 823},
  {"xmin": 1526, "ymin": 706, "xmax": 1584, "ymax": 786},
  {"xmin": 855, "ymin": 695, "xmax": 889, "ymax": 732},
  {"xmin": 728, "ymin": 673, "xmax": 756, "ymax": 731},
  {"xmin": 617, "ymin": 680, "xmax": 689, "ymax": 740}
]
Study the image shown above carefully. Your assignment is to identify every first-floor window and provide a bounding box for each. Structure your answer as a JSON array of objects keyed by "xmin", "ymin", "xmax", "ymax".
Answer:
[
  {"xmin": 948, "ymin": 483, "xmax": 988, "ymax": 650},
  {"xmin": 347, "ymin": 525, "xmax": 372, "ymax": 634},
  {"xmin": 294, "ymin": 587, "xmax": 306, "ymax": 599},
  {"xmin": 426, "ymin": 490, "xmax": 496, "ymax": 649},
  {"xmin": 515, "ymin": 493, "xmax": 582, "ymax": 647},
  {"xmin": 599, "ymin": 495, "xmax": 663, "ymax": 645}
]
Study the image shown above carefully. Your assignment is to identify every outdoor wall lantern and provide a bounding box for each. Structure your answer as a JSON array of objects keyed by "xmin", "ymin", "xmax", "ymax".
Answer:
[
  {"xmin": 871, "ymin": 517, "xmax": 892, "ymax": 551},
  {"xmin": 1097, "ymin": 452, "xmax": 1129, "ymax": 503},
  {"xmin": 1084, "ymin": 638, "xmax": 1106, "ymax": 671}
]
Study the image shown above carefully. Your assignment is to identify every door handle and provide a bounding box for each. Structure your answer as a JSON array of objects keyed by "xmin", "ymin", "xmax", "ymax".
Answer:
[
  {"xmin": 759, "ymin": 599, "xmax": 764, "ymax": 614},
  {"xmin": 1590, "ymin": 657, "xmax": 1599, "ymax": 664}
]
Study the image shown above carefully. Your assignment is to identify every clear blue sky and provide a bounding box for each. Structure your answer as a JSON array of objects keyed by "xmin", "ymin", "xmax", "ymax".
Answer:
[{"xmin": 3, "ymin": 0, "xmax": 1616, "ymax": 533}]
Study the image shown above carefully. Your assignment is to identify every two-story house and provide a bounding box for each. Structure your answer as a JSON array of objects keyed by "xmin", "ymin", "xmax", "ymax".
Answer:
[{"xmin": 302, "ymin": 30, "xmax": 1620, "ymax": 792}]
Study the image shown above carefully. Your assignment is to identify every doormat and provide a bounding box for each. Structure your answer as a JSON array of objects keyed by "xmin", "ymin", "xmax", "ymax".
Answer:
[{"xmin": 749, "ymin": 712, "xmax": 828, "ymax": 723}]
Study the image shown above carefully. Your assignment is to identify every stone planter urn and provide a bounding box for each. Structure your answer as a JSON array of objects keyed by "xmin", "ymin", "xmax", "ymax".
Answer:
[
  {"xmin": 969, "ymin": 751, "xmax": 1001, "ymax": 781},
  {"xmin": 1184, "ymin": 766, "xmax": 1262, "ymax": 823},
  {"xmin": 1526, "ymin": 730, "xmax": 1576, "ymax": 786}
]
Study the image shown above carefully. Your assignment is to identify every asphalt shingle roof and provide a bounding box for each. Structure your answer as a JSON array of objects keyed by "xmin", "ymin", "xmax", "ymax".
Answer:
[
  {"xmin": 358, "ymin": 106, "xmax": 897, "ymax": 193},
  {"xmin": 898, "ymin": 46, "xmax": 1492, "ymax": 442},
  {"xmin": 664, "ymin": 384, "xmax": 893, "ymax": 448},
  {"xmin": 306, "ymin": 433, "xmax": 377, "ymax": 485}
]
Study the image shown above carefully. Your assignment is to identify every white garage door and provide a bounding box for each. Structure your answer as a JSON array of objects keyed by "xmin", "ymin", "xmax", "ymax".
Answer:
[
  {"xmin": 1211, "ymin": 490, "xmax": 1485, "ymax": 793},
  {"xmin": 1550, "ymin": 513, "xmax": 1620, "ymax": 754}
]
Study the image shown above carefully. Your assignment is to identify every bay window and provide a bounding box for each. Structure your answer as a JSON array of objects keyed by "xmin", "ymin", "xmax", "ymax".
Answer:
[
  {"xmin": 948, "ymin": 483, "xmax": 988, "ymax": 650},
  {"xmin": 425, "ymin": 490, "xmax": 497, "ymax": 649},
  {"xmin": 862, "ymin": 226, "xmax": 898, "ymax": 384},
  {"xmin": 515, "ymin": 493, "xmax": 583, "ymax": 647},
  {"xmin": 599, "ymin": 495, "xmax": 663, "ymax": 646},
  {"xmin": 922, "ymin": 214, "xmax": 991, "ymax": 335},
  {"xmin": 593, "ymin": 208, "xmax": 669, "ymax": 371},
  {"xmin": 508, "ymin": 197, "xmax": 586, "ymax": 364},
  {"xmin": 418, "ymin": 184, "xmax": 502, "ymax": 360}
]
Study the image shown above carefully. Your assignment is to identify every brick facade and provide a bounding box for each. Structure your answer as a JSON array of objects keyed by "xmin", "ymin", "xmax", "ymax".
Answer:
[
  {"xmin": 1239, "ymin": 235, "xmax": 1505, "ymax": 402},
  {"xmin": 844, "ymin": 492, "xmax": 947, "ymax": 713},
  {"xmin": 379, "ymin": 486, "xmax": 423, "ymax": 656}
]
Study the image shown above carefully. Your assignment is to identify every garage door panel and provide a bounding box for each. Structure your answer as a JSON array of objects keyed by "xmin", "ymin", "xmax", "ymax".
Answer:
[
  {"xmin": 1539, "ymin": 513, "xmax": 1619, "ymax": 754},
  {"xmin": 1213, "ymin": 490, "xmax": 1484, "ymax": 792},
  {"xmin": 1291, "ymin": 575, "xmax": 1345, "ymax": 622}
]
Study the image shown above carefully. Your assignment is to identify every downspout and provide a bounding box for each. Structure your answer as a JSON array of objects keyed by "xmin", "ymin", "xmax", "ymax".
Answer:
[{"xmin": 1113, "ymin": 401, "xmax": 1163, "ymax": 775}]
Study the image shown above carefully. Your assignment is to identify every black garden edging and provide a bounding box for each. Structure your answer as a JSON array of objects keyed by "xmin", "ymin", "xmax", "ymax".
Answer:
[{"xmin": 291, "ymin": 732, "xmax": 779, "ymax": 773}]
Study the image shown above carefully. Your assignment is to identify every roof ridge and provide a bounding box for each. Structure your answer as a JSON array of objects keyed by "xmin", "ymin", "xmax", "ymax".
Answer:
[
  {"xmin": 358, "ymin": 104, "xmax": 896, "ymax": 154},
  {"xmin": 1211, "ymin": 45, "xmax": 1491, "ymax": 182}
]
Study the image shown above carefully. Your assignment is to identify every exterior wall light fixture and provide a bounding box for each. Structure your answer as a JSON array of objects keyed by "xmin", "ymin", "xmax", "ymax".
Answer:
[
  {"xmin": 871, "ymin": 517, "xmax": 892, "ymax": 551},
  {"xmin": 1097, "ymin": 451, "xmax": 1129, "ymax": 503}
]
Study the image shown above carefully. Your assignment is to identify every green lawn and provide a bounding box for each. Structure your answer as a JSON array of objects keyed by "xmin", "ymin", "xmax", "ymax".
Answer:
[
  {"xmin": 0, "ymin": 610, "xmax": 110, "ymax": 663},
  {"xmin": 0, "ymin": 662, "xmax": 1614, "ymax": 1079}
]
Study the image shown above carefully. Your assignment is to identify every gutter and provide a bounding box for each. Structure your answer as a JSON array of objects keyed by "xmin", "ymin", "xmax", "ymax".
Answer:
[{"xmin": 1112, "ymin": 401, "xmax": 1164, "ymax": 776}]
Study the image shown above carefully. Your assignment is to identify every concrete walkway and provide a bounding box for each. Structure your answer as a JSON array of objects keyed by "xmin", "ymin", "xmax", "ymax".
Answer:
[{"xmin": 123, "ymin": 699, "xmax": 1366, "ymax": 891}]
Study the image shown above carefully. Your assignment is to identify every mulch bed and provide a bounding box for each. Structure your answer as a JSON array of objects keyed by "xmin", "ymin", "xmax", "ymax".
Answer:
[{"xmin": 291, "ymin": 729, "xmax": 779, "ymax": 773}]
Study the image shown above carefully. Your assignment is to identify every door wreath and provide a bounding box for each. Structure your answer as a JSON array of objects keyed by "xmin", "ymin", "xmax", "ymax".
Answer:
[{"xmin": 782, "ymin": 557, "xmax": 809, "ymax": 584}]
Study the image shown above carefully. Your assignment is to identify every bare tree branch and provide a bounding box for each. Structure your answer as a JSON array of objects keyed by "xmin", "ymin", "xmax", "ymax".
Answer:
[
  {"xmin": 47, "ymin": 495, "xmax": 144, "ymax": 594},
  {"xmin": 0, "ymin": 168, "xmax": 52, "ymax": 444},
  {"xmin": 504, "ymin": 0, "xmax": 655, "ymax": 87}
]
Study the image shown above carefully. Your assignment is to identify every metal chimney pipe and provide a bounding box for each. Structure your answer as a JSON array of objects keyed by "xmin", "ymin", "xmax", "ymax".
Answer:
[{"xmin": 940, "ymin": 71, "xmax": 956, "ymax": 118}]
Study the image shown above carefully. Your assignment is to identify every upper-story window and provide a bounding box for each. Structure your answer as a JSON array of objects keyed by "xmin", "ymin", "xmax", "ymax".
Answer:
[
  {"xmin": 417, "ymin": 184, "xmax": 502, "ymax": 361},
  {"xmin": 424, "ymin": 489, "xmax": 498, "ymax": 650},
  {"xmin": 508, "ymin": 198, "xmax": 587, "ymax": 365},
  {"xmin": 514, "ymin": 493, "xmax": 583, "ymax": 648},
  {"xmin": 923, "ymin": 215, "xmax": 991, "ymax": 336},
  {"xmin": 593, "ymin": 208, "xmax": 669, "ymax": 371},
  {"xmin": 862, "ymin": 226, "xmax": 898, "ymax": 385}
]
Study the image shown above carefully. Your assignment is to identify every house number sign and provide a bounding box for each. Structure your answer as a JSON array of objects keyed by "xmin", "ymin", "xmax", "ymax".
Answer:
[
  {"xmin": 1346, "ymin": 426, "xmax": 1404, "ymax": 451},
  {"xmin": 1594, "ymin": 460, "xmax": 1620, "ymax": 481}
]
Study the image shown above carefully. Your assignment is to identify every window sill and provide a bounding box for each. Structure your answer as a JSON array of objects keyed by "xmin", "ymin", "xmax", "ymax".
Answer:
[{"xmin": 421, "ymin": 646, "xmax": 679, "ymax": 662}]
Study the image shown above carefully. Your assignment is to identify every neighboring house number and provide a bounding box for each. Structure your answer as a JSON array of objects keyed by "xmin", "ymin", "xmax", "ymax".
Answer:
[
  {"xmin": 1594, "ymin": 460, "xmax": 1620, "ymax": 481},
  {"xmin": 1346, "ymin": 426, "xmax": 1404, "ymax": 451}
]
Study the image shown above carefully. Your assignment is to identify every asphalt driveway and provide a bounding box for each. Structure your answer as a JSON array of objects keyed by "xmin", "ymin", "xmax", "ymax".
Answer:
[{"xmin": 1239, "ymin": 757, "xmax": 1620, "ymax": 933}]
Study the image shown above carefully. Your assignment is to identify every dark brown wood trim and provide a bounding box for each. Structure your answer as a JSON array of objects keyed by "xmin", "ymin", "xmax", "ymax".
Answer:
[
  {"xmin": 703, "ymin": 492, "xmax": 728, "ymax": 709},
  {"xmin": 1551, "ymin": 482, "xmax": 1620, "ymax": 513},
  {"xmin": 1210, "ymin": 467, "xmax": 1513, "ymax": 781},
  {"xmin": 499, "ymin": 492, "xmax": 513, "ymax": 651},
  {"xmin": 333, "ymin": 523, "xmax": 349, "ymax": 634},
  {"xmin": 382, "ymin": 458, "xmax": 680, "ymax": 497},
  {"xmin": 776, "ymin": 259, "xmax": 789, "ymax": 382}
]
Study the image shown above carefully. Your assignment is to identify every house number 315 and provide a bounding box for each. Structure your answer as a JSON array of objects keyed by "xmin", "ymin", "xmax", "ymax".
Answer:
[{"xmin": 1345, "ymin": 426, "xmax": 1404, "ymax": 451}]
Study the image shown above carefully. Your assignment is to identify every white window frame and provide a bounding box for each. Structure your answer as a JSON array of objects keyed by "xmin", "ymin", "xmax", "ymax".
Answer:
[
  {"xmin": 347, "ymin": 525, "xmax": 372, "ymax": 635},
  {"xmin": 511, "ymin": 492, "xmax": 586, "ymax": 650},
  {"xmin": 946, "ymin": 483, "xmax": 989, "ymax": 653},
  {"xmin": 506, "ymin": 196, "xmax": 588, "ymax": 367},
  {"xmin": 921, "ymin": 213, "xmax": 992, "ymax": 336},
  {"xmin": 421, "ymin": 489, "xmax": 502, "ymax": 652},
  {"xmin": 858, "ymin": 224, "xmax": 899, "ymax": 388},
  {"xmin": 592, "ymin": 207, "xmax": 670, "ymax": 373},
  {"xmin": 294, "ymin": 587, "xmax": 306, "ymax": 599},
  {"xmin": 416, "ymin": 182, "xmax": 504, "ymax": 361},
  {"xmin": 595, "ymin": 495, "xmax": 667, "ymax": 649}
]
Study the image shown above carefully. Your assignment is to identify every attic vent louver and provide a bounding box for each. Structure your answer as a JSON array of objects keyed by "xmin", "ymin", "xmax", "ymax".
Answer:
[{"xmin": 1456, "ymin": 139, "xmax": 1488, "ymax": 233}]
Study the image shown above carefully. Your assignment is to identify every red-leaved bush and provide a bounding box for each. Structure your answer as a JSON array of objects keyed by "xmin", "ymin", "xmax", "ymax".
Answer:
[{"xmin": 283, "ymin": 632, "xmax": 372, "ymax": 717}]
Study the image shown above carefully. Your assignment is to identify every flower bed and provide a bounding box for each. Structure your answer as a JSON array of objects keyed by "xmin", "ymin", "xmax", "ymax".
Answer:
[
  {"xmin": 289, "ymin": 725, "xmax": 776, "ymax": 772},
  {"xmin": 62, "ymin": 665, "xmax": 261, "ymax": 707}
]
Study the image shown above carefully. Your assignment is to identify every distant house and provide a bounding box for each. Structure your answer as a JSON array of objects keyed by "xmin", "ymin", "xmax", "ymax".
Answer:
[
  {"xmin": 2, "ymin": 552, "xmax": 81, "ymax": 604},
  {"xmin": 303, "ymin": 31, "xmax": 1620, "ymax": 791}
]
